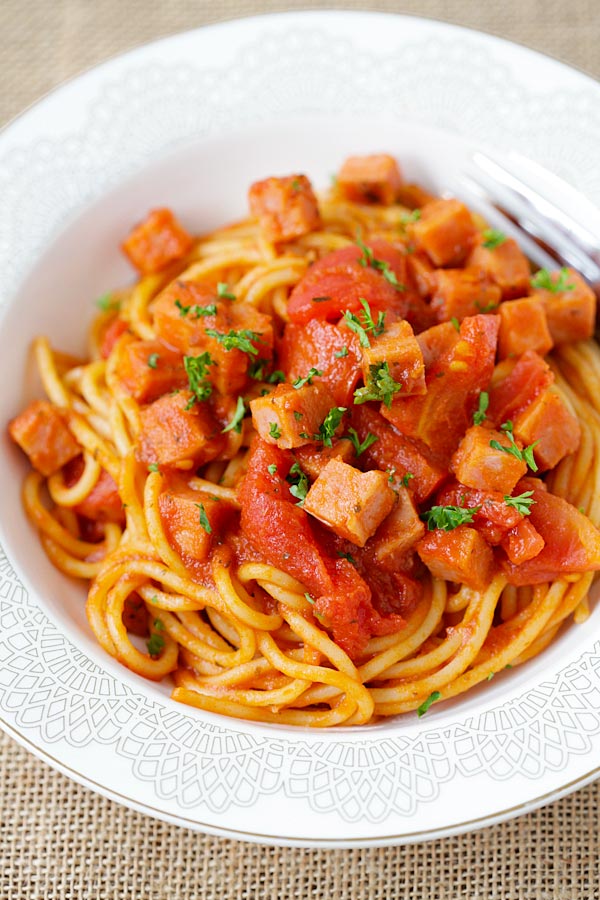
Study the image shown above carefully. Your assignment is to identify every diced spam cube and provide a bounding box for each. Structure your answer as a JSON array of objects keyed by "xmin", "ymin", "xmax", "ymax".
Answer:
[
  {"xmin": 407, "ymin": 252, "xmax": 437, "ymax": 298},
  {"xmin": 115, "ymin": 339, "xmax": 186, "ymax": 403},
  {"xmin": 451, "ymin": 425, "xmax": 527, "ymax": 494},
  {"xmin": 361, "ymin": 320, "xmax": 426, "ymax": 396},
  {"xmin": 248, "ymin": 174, "xmax": 321, "ymax": 243},
  {"xmin": 416, "ymin": 321, "xmax": 459, "ymax": 368},
  {"xmin": 417, "ymin": 525, "xmax": 495, "ymax": 591},
  {"xmin": 152, "ymin": 280, "xmax": 223, "ymax": 352},
  {"xmin": 9, "ymin": 401, "xmax": 80, "ymax": 476},
  {"xmin": 501, "ymin": 518, "xmax": 545, "ymax": 565},
  {"xmin": 64, "ymin": 458, "xmax": 124, "ymax": 523},
  {"xmin": 137, "ymin": 391, "xmax": 225, "ymax": 466},
  {"xmin": 303, "ymin": 460, "xmax": 395, "ymax": 546},
  {"xmin": 250, "ymin": 383, "xmax": 336, "ymax": 450},
  {"xmin": 371, "ymin": 486, "xmax": 425, "ymax": 567},
  {"xmin": 497, "ymin": 297, "xmax": 553, "ymax": 359},
  {"xmin": 487, "ymin": 350, "xmax": 554, "ymax": 425},
  {"xmin": 466, "ymin": 235, "xmax": 530, "ymax": 299},
  {"xmin": 409, "ymin": 198, "xmax": 477, "ymax": 267},
  {"xmin": 430, "ymin": 268, "xmax": 501, "ymax": 322},
  {"xmin": 293, "ymin": 438, "xmax": 355, "ymax": 480},
  {"xmin": 158, "ymin": 488, "xmax": 234, "ymax": 561},
  {"xmin": 530, "ymin": 269, "xmax": 596, "ymax": 344},
  {"xmin": 122, "ymin": 208, "xmax": 192, "ymax": 275},
  {"xmin": 337, "ymin": 154, "xmax": 403, "ymax": 205},
  {"xmin": 512, "ymin": 389, "xmax": 581, "ymax": 471}
]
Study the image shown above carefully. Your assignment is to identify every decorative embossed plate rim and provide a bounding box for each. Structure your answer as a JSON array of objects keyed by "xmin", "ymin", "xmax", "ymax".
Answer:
[{"xmin": 1, "ymin": 12, "xmax": 600, "ymax": 847}]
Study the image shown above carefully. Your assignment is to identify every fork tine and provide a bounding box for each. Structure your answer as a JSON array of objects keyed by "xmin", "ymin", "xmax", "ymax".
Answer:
[
  {"xmin": 452, "ymin": 175, "xmax": 558, "ymax": 271},
  {"xmin": 471, "ymin": 154, "xmax": 600, "ymax": 283}
]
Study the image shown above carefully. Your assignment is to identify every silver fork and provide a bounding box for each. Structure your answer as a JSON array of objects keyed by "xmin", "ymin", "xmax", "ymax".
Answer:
[{"xmin": 453, "ymin": 152, "xmax": 600, "ymax": 297}]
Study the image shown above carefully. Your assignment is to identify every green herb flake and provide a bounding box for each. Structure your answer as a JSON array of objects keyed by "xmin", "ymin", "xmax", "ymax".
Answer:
[
  {"xmin": 401, "ymin": 209, "xmax": 422, "ymax": 225},
  {"xmin": 183, "ymin": 352, "xmax": 214, "ymax": 408},
  {"xmin": 175, "ymin": 298, "xmax": 191, "ymax": 317},
  {"xmin": 401, "ymin": 472, "xmax": 414, "ymax": 488},
  {"xmin": 205, "ymin": 328, "xmax": 261, "ymax": 356},
  {"xmin": 217, "ymin": 282, "xmax": 236, "ymax": 300},
  {"xmin": 475, "ymin": 300, "xmax": 500, "ymax": 313},
  {"xmin": 317, "ymin": 407, "xmax": 346, "ymax": 448},
  {"xmin": 147, "ymin": 463, "xmax": 160, "ymax": 473},
  {"xmin": 343, "ymin": 298, "xmax": 386, "ymax": 348},
  {"xmin": 269, "ymin": 422, "xmax": 281, "ymax": 440},
  {"xmin": 96, "ymin": 292, "xmax": 119, "ymax": 312},
  {"xmin": 304, "ymin": 592, "xmax": 315, "ymax": 605},
  {"xmin": 146, "ymin": 631, "xmax": 165, "ymax": 658},
  {"xmin": 482, "ymin": 228, "xmax": 507, "ymax": 250},
  {"xmin": 531, "ymin": 267, "xmax": 575, "ymax": 293},
  {"xmin": 337, "ymin": 551, "xmax": 357, "ymax": 565},
  {"xmin": 490, "ymin": 421, "xmax": 539, "ymax": 472},
  {"xmin": 291, "ymin": 178, "xmax": 301, "ymax": 192},
  {"xmin": 487, "ymin": 672, "xmax": 495, "ymax": 681},
  {"xmin": 293, "ymin": 411, "xmax": 303, "ymax": 421},
  {"xmin": 356, "ymin": 236, "xmax": 406, "ymax": 290},
  {"xmin": 354, "ymin": 361, "xmax": 402, "ymax": 408},
  {"xmin": 153, "ymin": 618, "xmax": 164, "ymax": 632},
  {"xmin": 473, "ymin": 391, "xmax": 489, "ymax": 426},
  {"xmin": 222, "ymin": 396, "xmax": 246, "ymax": 434},
  {"xmin": 346, "ymin": 426, "xmax": 378, "ymax": 457},
  {"xmin": 267, "ymin": 464, "xmax": 278, "ymax": 476},
  {"xmin": 293, "ymin": 367, "xmax": 323, "ymax": 389},
  {"xmin": 335, "ymin": 345, "xmax": 349, "ymax": 359},
  {"xmin": 147, "ymin": 352, "xmax": 160, "ymax": 369},
  {"xmin": 417, "ymin": 690, "xmax": 441, "ymax": 718},
  {"xmin": 504, "ymin": 490, "xmax": 536, "ymax": 515},
  {"xmin": 286, "ymin": 462, "xmax": 309, "ymax": 505},
  {"xmin": 450, "ymin": 317, "xmax": 460, "ymax": 332},
  {"xmin": 421, "ymin": 504, "xmax": 480, "ymax": 531},
  {"xmin": 195, "ymin": 502, "xmax": 213, "ymax": 534}
]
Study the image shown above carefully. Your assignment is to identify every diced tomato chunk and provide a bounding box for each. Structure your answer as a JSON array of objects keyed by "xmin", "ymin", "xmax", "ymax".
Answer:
[
  {"xmin": 337, "ymin": 154, "xmax": 403, "ymax": 205},
  {"xmin": 351, "ymin": 405, "xmax": 447, "ymax": 504},
  {"xmin": 137, "ymin": 391, "xmax": 225, "ymax": 467},
  {"xmin": 9, "ymin": 400, "xmax": 80, "ymax": 476},
  {"xmin": 279, "ymin": 319, "xmax": 362, "ymax": 406},
  {"xmin": 63, "ymin": 458, "xmax": 124, "ymax": 524},
  {"xmin": 248, "ymin": 174, "xmax": 321, "ymax": 243},
  {"xmin": 501, "ymin": 518, "xmax": 545, "ymax": 565},
  {"xmin": 361, "ymin": 320, "xmax": 426, "ymax": 396},
  {"xmin": 287, "ymin": 241, "xmax": 409, "ymax": 325},
  {"xmin": 501, "ymin": 479, "xmax": 600, "ymax": 584},
  {"xmin": 122, "ymin": 595, "xmax": 148, "ymax": 637},
  {"xmin": 487, "ymin": 351, "xmax": 554, "ymax": 425},
  {"xmin": 431, "ymin": 268, "xmax": 501, "ymax": 322},
  {"xmin": 530, "ymin": 268, "xmax": 596, "ymax": 344},
  {"xmin": 304, "ymin": 460, "xmax": 395, "ymax": 547},
  {"xmin": 466, "ymin": 234, "xmax": 530, "ymax": 299},
  {"xmin": 250, "ymin": 383, "xmax": 337, "ymax": 450},
  {"xmin": 122, "ymin": 208, "xmax": 192, "ymax": 275},
  {"xmin": 409, "ymin": 198, "xmax": 477, "ymax": 267},
  {"xmin": 512, "ymin": 389, "xmax": 581, "ymax": 472},
  {"xmin": 436, "ymin": 482, "xmax": 522, "ymax": 545},
  {"xmin": 497, "ymin": 297, "xmax": 553, "ymax": 359},
  {"xmin": 417, "ymin": 525, "xmax": 495, "ymax": 591},
  {"xmin": 451, "ymin": 425, "xmax": 527, "ymax": 494},
  {"xmin": 382, "ymin": 314, "xmax": 499, "ymax": 460},
  {"xmin": 115, "ymin": 339, "xmax": 186, "ymax": 403},
  {"xmin": 159, "ymin": 487, "xmax": 234, "ymax": 562},
  {"xmin": 100, "ymin": 318, "xmax": 130, "ymax": 359}
]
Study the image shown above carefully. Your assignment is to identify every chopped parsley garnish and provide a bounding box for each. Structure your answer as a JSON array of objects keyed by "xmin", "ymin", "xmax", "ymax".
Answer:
[
  {"xmin": 267, "ymin": 464, "xmax": 277, "ymax": 475},
  {"xmin": 482, "ymin": 228, "xmax": 507, "ymax": 249},
  {"xmin": 291, "ymin": 178, "xmax": 301, "ymax": 192},
  {"xmin": 531, "ymin": 267, "xmax": 574, "ymax": 293},
  {"xmin": 292, "ymin": 367, "xmax": 323, "ymax": 389},
  {"xmin": 354, "ymin": 361, "xmax": 402, "ymax": 408},
  {"xmin": 337, "ymin": 551, "xmax": 357, "ymax": 565},
  {"xmin": 304, "ymin": 592, "xmax": 315, "ymax": 604},
  {"xmin": 153, "ymin": 618, "xmax": 164, "ymax": 632},
  {"xmin": 217, "ymin": 282, "xmax": 236, "ymax": 300},
  {"xmin": 147, "ymin": 463, "xmax": 160, "ymax": 473},
  {"xmin": 248, "ymin": 359, "xmax": 285, "ymax": 383},
  {"xmin": 401, "ymin": 473, "xmax": 414, "ymax": 488},
  {"xmin": 205, "ymin": 328, "xmax": 261, "ymax": 356},
  {"xmin": 504, "ymin": 490, "xmax": 536, "ymax": 515},
  {"xmin": 487, "ymin": 672, "xmax": 495, "ymax": 681},
  {"xmin": 356, "ymin": 236, "xmax": 406, "ymax": 290},
  {"xmin": 335, "ymin": 345, "xmax": 349, "ymax": 358},
  {"xmin": 286, "ymin": 462, "xmax": 309, "ymax": 505},
  {"xmin": 344, "ymin": 298, "xmax": 386, "ymax": 348},
  {"xmin": 312, "ymin": 295, "xmax": 331, "ymax": 303},
  {"xmin": 293, "ymin": 411, "xmax": 303, "ymax": 421},
  {"xmin": 222, "ymin": 396, "xmax": 246, "ymax": 434},
  {"xmin": 147, "ymin": 353, "xmax": 160, "ymax": 369},
  {"xmin": 195, "ymin": 502, "xmax": 212, "ymax": 534},
  {"xmin": 146, "ymin": 632, "xmax": 165, "ymax": 658},
  {"xmin": 183, "ymin": 352, "xmax": 214, "ymax": 407},
  {"xmin": 490, "ymin": 421, "xmax": 539, "ymax": 472},
  {"xmin": 450, "ymin": 317, "xmax": 460, "ymax": 332},
  {"xmin": 417, "ymin": 690, "xmax": 441, "ymax": 717},
  {"xmin": 346, "ymin": 426, "xmax": 378, "ymax": 457},
  {"xmin": 473, "ymin": 391, "xmax": 489, "ymax": 426},
  {"xmin": 317, "ymin": 407, "xmax": 346, "ymax": 447},
  {"xmin": 401, "ymin": 209, "xmax": 421, "ymax": 225},
  {"xmin": 475, "ymin": 299, "xmax": 500, "ymax": 313},
  {"xmin": 269, "ymin": 422, "xmax": 281, "ymax": 440},
  {"xmin": 387, "ymin": 467, "xmax": 396, "ymax": 484},
  {"xmin": 421, "ymin": 504, "xmax": 480, "ymax": 531},
  {"xmin": 175, "ymin": 299, "xmax": 217, "ymax": 318},
  {"xmin": 96, "ymin": 292, "xmax": 119, "ymax": 312},
  {"xmin": 174, "ymin": 298, "xmax": 191, "ymax": 316}
]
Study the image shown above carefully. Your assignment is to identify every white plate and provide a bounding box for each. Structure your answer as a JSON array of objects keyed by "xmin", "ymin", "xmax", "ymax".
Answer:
[{"xmin": 1, "ymin": 11, "xmax": 600, "ymax": 847}]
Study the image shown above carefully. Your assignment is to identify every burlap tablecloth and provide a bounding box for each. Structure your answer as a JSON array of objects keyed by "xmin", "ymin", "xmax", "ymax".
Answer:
[{"xmin": 1, "ymin": 2, "xmax": 599, "ymax": 897}]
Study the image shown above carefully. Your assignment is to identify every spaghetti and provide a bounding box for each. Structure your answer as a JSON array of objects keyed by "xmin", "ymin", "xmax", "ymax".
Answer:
[{"xmin": 9, "ymin": 154, "xmax": 600, "ymax": 726}]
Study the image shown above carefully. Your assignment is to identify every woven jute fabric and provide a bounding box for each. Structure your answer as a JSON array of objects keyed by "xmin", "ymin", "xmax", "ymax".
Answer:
[{"xmin": 1, "ymin": 2, "xmax": 600, "ymax": 897}]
